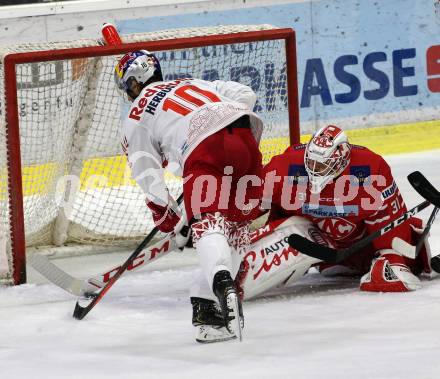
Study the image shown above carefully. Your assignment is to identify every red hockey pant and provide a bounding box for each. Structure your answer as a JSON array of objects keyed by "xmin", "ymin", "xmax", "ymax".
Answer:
[{"xmin": 183, "ymin": 125, "xmax": 263, "ymax": 222}]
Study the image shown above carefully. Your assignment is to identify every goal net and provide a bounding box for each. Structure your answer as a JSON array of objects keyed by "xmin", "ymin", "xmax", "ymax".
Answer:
[{"xmin": 0, "ymin": 25, "xmax": 299, "ymax": 284}]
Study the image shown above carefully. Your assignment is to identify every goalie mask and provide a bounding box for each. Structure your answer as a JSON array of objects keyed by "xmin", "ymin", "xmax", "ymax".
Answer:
[
  {"xmin": 114, "ymin": 50, "xmax": 163, "ymax": 100},
  {"xmin": 304, "ymin": 125, "xmax": 351, "ymax": 194}
]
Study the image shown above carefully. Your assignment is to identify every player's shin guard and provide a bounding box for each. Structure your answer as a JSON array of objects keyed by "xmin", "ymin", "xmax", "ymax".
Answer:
[{"xmin": 360, "ymin": 253, "xmax": 421, "ymax": 292}]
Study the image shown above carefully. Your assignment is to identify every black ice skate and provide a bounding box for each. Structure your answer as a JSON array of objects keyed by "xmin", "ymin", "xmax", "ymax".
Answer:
[
  {"xmin": 191, "ymin": 297, "xmax": 236, "ymax": 343},
  {"xmin": 212, "ymin": 270, "xmax": 244, "ymax": 342}
]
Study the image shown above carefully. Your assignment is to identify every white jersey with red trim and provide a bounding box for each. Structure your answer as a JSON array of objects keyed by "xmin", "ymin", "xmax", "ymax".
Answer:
[{"xmin": 121, "ymin": 78, "xmax": 263, "ymax": 205}]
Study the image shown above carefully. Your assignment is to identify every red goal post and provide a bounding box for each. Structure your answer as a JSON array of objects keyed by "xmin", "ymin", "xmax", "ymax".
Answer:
[{"xmin": 1, "ymin": 25, "xmax": 299, "ymax": 285}]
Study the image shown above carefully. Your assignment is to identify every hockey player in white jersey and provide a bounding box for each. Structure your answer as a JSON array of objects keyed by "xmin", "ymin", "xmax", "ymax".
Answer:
[{"xmin": 114, "ymin": 50, "xmax": 264, "ymax": 342}]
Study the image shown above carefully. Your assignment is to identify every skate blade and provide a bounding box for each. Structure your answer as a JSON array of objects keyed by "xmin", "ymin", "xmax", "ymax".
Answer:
[
  {"xmin": 196, "ymin": 335, "xmax": 237, "ymax": 344},
  {"xmin": 227, "ymin": 292, "xmax": 243, "ymax": 342},
  {"xmin": 195, "ymin": 325, "xmax": 237, "ymax": 344}
]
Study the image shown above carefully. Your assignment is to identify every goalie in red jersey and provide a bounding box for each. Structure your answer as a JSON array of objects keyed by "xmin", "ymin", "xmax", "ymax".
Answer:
[{"xmin": 262, "ymin": 124, "xmax": 434, "ymax": 292}]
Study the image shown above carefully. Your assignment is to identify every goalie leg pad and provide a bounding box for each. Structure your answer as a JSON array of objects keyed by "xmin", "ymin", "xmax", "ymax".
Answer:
[
  {"xmin": 238, "ymin": 216, "xmax": 323, "ymax": 299},
  {"xmin": 360, "ymin": 253, "xmax": 421, "ymax": 292}
]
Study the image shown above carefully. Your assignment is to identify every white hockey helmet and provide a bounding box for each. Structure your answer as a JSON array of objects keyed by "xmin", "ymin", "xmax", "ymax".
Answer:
[
  {"xmin": 114, "ymin": 50, "xmax": 163, "ymax": 99},
  {"xmin": 304, "ymin": 125, "xmax": 351, "ymax": 193}
]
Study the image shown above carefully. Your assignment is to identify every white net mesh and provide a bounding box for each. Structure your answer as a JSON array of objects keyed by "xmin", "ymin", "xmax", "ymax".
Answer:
[{"xmin": 0, "ymin": 25, "xmax": 294, "ymax": 283}]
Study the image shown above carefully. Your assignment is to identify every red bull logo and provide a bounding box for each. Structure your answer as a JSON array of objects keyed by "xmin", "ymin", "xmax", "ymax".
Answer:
[{"xmin": 115, "ymin": 52, "xmax": 143, "ymax": 79}]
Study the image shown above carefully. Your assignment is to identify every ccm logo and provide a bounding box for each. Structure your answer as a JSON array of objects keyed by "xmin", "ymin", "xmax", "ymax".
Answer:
[{"xmin": 100, "ymin": 240, "xmax": 170, "ymax": 283}]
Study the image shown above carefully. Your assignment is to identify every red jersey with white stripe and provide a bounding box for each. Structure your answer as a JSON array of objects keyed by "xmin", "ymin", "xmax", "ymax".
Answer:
[{"xmin": 263, "ymin": 144, "xmax": 411, "ymax": 251}]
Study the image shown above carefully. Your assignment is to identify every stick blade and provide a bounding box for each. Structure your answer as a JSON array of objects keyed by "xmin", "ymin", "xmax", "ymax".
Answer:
[
  {"xmin": 408, "ymin": 171, "xmax": 440, "ymax": 207},
  {"xmin": 27, "ymin": 254, "xmax": 94, "ymax": 297},
  {"xmin": 287, "ymin": 234, "xmax": 340, "ymax": 264}
]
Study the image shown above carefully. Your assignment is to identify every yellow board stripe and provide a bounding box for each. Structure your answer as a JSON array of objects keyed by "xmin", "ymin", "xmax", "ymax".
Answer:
[
  {"xmin": 12, "ymin": 119, "xmax": 440, "ymax": 196},
  {"xmin": 300, "ymin": 120, "xmax": 440, "ymax": 155}
]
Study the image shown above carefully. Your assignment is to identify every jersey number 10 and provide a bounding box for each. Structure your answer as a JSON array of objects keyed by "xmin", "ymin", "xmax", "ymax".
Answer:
[{"xmin": 163, "ymin": 84, "xmax": 221, "ymax": 116}]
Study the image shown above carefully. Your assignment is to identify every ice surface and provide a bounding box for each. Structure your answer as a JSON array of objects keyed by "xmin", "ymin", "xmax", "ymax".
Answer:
[{"xmin": 1, "ymin": 150, "xmax": 440, "ymax": 379}]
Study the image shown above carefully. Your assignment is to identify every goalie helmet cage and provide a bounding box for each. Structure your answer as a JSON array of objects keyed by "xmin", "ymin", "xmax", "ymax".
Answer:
[{"xmin": 0, "ymin": 24, "xmax": 299, "ymax": 285}]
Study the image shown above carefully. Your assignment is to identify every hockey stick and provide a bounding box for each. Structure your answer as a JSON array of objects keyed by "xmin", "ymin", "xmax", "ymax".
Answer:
[
  {"xmin": 28, "ymin": 253, "xmax": 97, "ymax": 296},
  {"xmin": 288, "ymin": 201, "xmax": 431, "ymax": 264},
  {"xmin": 402, "ymin": 171, "xmax": 440, "ymax": 271},
  {"xmin": 415, "ymin": 207, "xmax": 438, "ymax": 253},
  {"xmin": 392, "ymin": 171, "xmax": 440, "ymax": 259},
  {"xmin": 32, "ymin": 215, "xmax": 285, "ymax": 297},
  {"xmin": 28, "ymin": 233, "xmax": 180, "ymax": 297},
  {"xmin": 391, "ymin": 205, "xmax": 439, "ymax": 260},
  {"xmin": 407, "ymin": 171, "xmax": 440, "ymax": 208},
  {"xmin": 73, "ymin": 193, "xmax": 184, "ymax": 320}
]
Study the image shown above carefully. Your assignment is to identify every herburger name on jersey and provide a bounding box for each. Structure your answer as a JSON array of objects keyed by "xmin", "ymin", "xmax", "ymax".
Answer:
[{"xmin": 129, "ymin": 79, "xmax": 189, "ymax": 120}]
